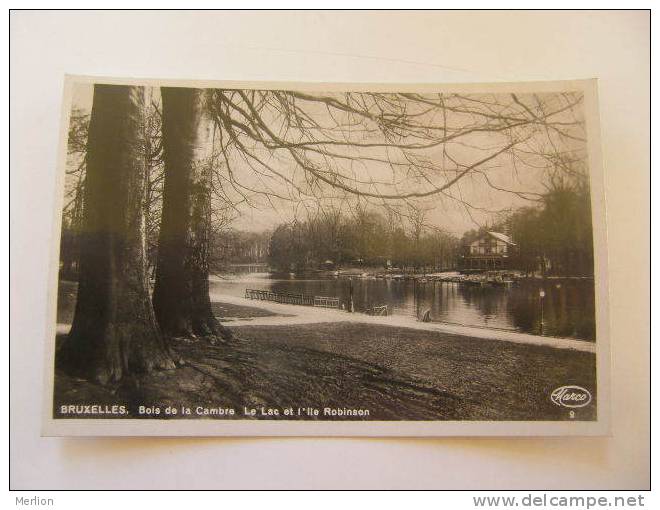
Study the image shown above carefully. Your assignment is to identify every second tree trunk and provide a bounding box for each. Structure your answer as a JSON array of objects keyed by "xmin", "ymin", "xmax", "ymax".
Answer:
[{"xmin": 153, "ymin": 87, "xmax": 231, "ymax": 342}]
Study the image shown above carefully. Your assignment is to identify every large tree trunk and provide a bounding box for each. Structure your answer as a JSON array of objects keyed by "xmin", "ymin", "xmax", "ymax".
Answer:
[
  {"xmin": 58, "ymin": 85, "xmax": 176, "ymax": 385},
  {"xmin": 153, "ymin": 87, "xmax": 232, "ymax": 342},
  {"xmin": 58, "ymin": 228, "xmax": 78, "ymax": 280}
]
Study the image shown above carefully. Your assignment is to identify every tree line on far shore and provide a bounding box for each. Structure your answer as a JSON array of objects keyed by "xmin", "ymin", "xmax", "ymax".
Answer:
[
  {"xmin": 264, "ymin": 177, "xmax": 594, "ymax": 278},
  {"xmin": 509, "ymin": 179, "xmax": 594, "ymax": 277},
  {"xmin": 268, "ymin": 206, "xmax": 460, "ymax": 273}
]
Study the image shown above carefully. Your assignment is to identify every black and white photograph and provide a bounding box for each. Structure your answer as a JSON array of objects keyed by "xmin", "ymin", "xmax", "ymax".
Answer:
[{"xmin": 42, "ymin": 76, "xmax": 610, "ymax": 436}]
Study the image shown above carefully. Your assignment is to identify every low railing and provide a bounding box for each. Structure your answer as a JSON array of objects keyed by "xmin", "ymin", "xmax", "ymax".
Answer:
[
  {"xmin": 313, "ymin": 296, "xmax": 341, "ymax": 309},
  {"xmin": 244, "ymin": 289, "xmax": 314, "ymax": 306}
]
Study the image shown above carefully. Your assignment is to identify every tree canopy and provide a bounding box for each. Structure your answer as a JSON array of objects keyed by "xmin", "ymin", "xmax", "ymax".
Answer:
[{"xmin": 206, "ymin": 89, "xmax": 586, "ymax": 229}]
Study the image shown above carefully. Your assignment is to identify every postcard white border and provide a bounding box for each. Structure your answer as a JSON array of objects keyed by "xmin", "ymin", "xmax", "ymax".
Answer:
[{"xmin": 41, "ymin": 76, "xmax": 611, "ymax": 437}]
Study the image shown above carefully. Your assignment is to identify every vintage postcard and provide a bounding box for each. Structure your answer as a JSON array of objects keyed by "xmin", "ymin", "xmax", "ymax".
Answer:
[{"xmin": 42, "ymin": 76, "xmax": 611, "ymax": 436}]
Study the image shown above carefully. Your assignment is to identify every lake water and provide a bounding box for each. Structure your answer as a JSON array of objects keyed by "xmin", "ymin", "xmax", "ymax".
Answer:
[
  {"xmin": 210, "ymin": 274, "xmax": 596, "ymax": 341},
  {"xmin": 56, "ymin": 273, "xmax": 596, "ymax": 342}
]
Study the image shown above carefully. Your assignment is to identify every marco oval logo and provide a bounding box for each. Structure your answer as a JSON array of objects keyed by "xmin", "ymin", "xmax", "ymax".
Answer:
[{"xmin": 550, "ymin": 386, "xmax": 592, "ymax": 408}]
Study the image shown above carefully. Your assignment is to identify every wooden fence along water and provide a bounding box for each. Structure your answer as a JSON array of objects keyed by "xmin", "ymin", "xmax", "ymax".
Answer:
[
  {"xmin": 245, "ymin": 289, "xmax": 340, "ymax": 309},
  {"xmin": 313, "ymin": 296, "xmax": 341, "ymax": 309}
]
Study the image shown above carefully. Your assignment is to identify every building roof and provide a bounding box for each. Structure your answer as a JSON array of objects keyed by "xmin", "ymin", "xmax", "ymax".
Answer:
[{"xmin": 487, "ymin": 231, "xmax": 516, "ymax": 246}]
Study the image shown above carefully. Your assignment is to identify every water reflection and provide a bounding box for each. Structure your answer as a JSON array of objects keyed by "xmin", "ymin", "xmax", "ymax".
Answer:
[
  {"xmin": 209, "ymin": 275, "xmax": 596, "ymax": 341},
  {"xmin": 57, "ymin": 274, "xmax": 595, "ymax": 342}
]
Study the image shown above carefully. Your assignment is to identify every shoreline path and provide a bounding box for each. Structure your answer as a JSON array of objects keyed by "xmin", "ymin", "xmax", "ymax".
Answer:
[{"xmin": 210, "ymin": 293, "xmax": 596, "ymax": 354}]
